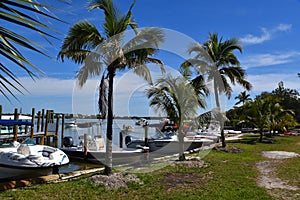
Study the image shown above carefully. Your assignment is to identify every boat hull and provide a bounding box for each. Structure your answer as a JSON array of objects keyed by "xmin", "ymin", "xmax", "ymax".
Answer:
[
  {"xmin": 60, "ymin": 147, "xmax": 144, "ymax": 166},
  {"xmin": 127, "ymin": 139, "xmax": 206, "ymax": 155},
  {"xmin": 0, "ymin": 140, "xmax": 70, "ymax": 180},
  {"xmin": 0, "ymin": 164, "xmax": 53, "ymax": 180}
]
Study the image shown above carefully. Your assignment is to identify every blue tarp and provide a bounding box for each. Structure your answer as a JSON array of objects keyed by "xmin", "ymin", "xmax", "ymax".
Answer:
[{"xmin": 0, "ymin": 119, "xmax": 33, "ymax": 126}]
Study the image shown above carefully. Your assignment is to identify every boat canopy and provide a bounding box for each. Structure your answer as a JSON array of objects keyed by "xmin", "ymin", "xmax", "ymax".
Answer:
[
  {"xmin": 0, "ymin": 119, "xmax": 33, "ymax": 126},
  {"xmin": 1, "ymin": 114, "xmax": 32, "ymax": 120}
]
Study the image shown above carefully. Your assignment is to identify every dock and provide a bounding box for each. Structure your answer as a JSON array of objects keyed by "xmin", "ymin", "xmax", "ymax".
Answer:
[{"xmin": 0, "ymin": 106, "xmax": 66, "ymax": 148}]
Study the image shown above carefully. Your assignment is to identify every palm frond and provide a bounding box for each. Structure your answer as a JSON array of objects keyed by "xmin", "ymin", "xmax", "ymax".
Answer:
[
  {"xmin": 89, "ymin": 0, "xmax": 135, "ymax": 37},
  {"xmin": 76, "ymin": 52, "xmax": 104, "ymax": 87},
  {"xmin": 1, "ymin": 0, "xmax": 66, "ymax": 99},
  {"xmin": 131, "ymin": 64, "xmax": 152, "ymax": 84},
  {"xmin": 58, "ymin": 20, "xmax": 103, "ymax": 63},
  {"xmin": 147, "ymin": 75, "xmax": 204, "ymax": 125}
]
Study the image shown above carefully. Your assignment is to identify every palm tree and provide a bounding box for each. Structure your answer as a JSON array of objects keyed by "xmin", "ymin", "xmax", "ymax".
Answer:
[
  {"xmin": 241, "ymin": 95, "xmax": 296, "ymax": 142},
  {"xmin": 241, "ymin": 99, "xmax": 268, "ymax": 142},
  {"xmin": 235, "ymin": 91, "xmax": 251, "ymax": 106},
  {"xmin": 182, "ymin": 32, "xmax": 252, "ymax": 147},
  {"xmin": 263, "ymin": 96, "xmax": 295, "ymax": 136},
  {"xmin": 58, "ymin": 0, "xmax": 165, "ymax": 175},
  {"xmin": 1, "ymin": 0, "xmax": 64, "ymax": 100},
  {"xmin": 146, "ymin": 75, "xmax": 205, "ymax": 160}
]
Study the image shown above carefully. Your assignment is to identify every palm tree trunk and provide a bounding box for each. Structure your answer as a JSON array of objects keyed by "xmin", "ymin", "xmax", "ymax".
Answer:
[
  {"xmin": 104, "ymin": 70, "xmax": 115, "ymax": 175},
  {"xmin": 178, "ymin": 129, "xmax": 185, "ymax": 161},
  {"xmin": 259, "ymin": 128, "xmax": 263, "ymax": 142},
  {"xmin": 214, "ymin": 79, "xmax": 226, "ymax": 148}
]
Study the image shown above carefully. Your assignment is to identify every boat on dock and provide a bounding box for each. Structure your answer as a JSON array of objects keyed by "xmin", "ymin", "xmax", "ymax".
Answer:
[
  {"xmin": 185, "ymin": 131, "xmax": 220, "ymax": 143},
  {"xmin": 135, "ymin": 118, "xmax": 149, "ymax": 126},
  {"xmin": 60, "ymin": 135, "xmax": 146, "ymax": 165},
  {"xmin": 125, "ymin": 131, "xmax": 214, "ymax": 156},
  {"xmin": 0, "ymin": 119, "xmax": 34, "ymax": 140},
  {"xmin": 65, "ymin": 120, "xmax": 101, "ymax": 129},
  {"xmin": 0, "ymin": 138, "xmax": 69, "ymax": 179},
  {"xmin": 65, "ymin": 120, "xmax": 77, "ymax": 128},
  {"xmin": 0, "ymin": 114, "xmax": 32, "ymax": 120}
]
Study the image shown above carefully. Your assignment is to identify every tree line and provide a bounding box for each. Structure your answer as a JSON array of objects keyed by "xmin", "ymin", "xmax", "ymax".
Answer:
[{"xmin": 227, "ymin": 81, "xmax": 299, "ymax": 142}]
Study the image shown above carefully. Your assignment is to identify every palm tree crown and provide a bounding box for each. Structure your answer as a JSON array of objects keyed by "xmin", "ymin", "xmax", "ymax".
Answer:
[
  {"xmin": 58, "ymin": 0, "xmax": 165, "ymax": 175},
  {"xmin": 181, "ymin": 32, "xmax": 252, "ymax": 147},
  {"xmin": 146, "ymin": 75, "xmax": 205, "ymax": 160},
  {"xmin": 204, "ymin": 33, "xmax": 252, "ymax": 100},
  {"xmin": 235, "ymin": 91, "xmax": 251, "ymax": 106}
]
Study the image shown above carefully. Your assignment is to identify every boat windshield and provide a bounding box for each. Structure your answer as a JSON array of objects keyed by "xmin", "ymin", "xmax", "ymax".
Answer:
[{"xmin": 21, "ymin": 138, "xmax": 36, "ymax": 146}]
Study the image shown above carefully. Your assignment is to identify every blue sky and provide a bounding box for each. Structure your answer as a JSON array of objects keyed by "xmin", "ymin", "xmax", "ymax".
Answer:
[{"xmin": 1, "ymin": 0, "xmax": 300, "ymax": 116}]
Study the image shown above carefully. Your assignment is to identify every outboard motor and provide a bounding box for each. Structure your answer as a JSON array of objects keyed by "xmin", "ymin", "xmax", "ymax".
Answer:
[
  {"xmin": 63, "ymin": 136, "xmax": 74, "ymax": 147},
  {"xmin": 125, "ymin": 135, "xmax": 132, "ymax": 146}
]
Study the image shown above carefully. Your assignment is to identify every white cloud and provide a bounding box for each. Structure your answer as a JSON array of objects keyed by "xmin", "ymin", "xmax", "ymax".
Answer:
[
  {"xmin": 240, "ymin": 24, "xmax": 292, "ymax": 45},
  {"xmin": 276, "ymin": 24, "xmax": 292, "ymax": 31},
  {"xmin": 18, "ymin": 77, "xmax": 76, "ymax": 96},
  {"xmin": 226, "ymin": 73, "xmax": 300, "ymax": 110},
  {"xmin": 241, "ymin": 51, "xmax": 300, "ymax": 68},
  {"xmin": 240, "ymin": 27, "xmax": 271, "ymax": 44},
  {"xmin": 231, "ymin": 73, "xmax": 300, "ymax": 94},
  {"xmin": 6, "ymin": 67, "xmax": 300, "ymax": 115}
]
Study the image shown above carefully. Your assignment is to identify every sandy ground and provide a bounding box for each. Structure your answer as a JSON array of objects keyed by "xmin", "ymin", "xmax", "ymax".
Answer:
[{"xmin": 256, "ymin": 151, "xmax": 300, "ymax": 199}]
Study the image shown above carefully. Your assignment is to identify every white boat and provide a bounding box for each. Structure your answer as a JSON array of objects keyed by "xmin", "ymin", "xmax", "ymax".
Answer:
[
  {"xmin": 0, "ymin": 125, "xmax": 31, "ymax": 135},
  {"xmin": 0, "ymin": 138, "xmax": 69, "ymax": 179},
  {"xmin": 65, "ymin": 120, "xmax": 77, "ymax": 128},
  {"xmin": 125, "ymin": 131, "xmax": 214, "ymax": 156},
  {"xmin": 1, "ymin": 114, "xmax": 32, "ymax": 120},
  {"xmin": 186, "ymin": 131, "xmax": 220, "ymax": 143},
  {"xmin": 135, "ymin": 118, "xmax": 149, "ymax": 126},
  {"xmin": 123, "ymin": 124, "xmax": 135, "ymax": 132},
  {"xmin": 60, "ymin": 135, "xmax": 146, "ymax": 166},
  {"xmin": 0, "ymin": 126, "xmax": 14, "ymax": 134}
]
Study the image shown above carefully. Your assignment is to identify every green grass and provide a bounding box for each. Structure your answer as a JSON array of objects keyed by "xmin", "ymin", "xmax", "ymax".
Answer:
[{"xmin": 0, "ymin": 136, "xmax": 300, "ymax": 200}]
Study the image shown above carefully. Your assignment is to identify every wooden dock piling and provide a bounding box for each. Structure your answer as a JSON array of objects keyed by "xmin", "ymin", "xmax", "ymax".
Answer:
[
  {"xmin": 0, "ymin": 106, "xmax": 67, "ymax": 149},
  {"xmin": 41, "ymin": 109, "xmax": 45, "ymax": 132},
  {"xmin": 61, "ymin": 114, "xmax": 65, "ymax": 148},
  {"xmin": 30, "ymin": 108, "xmax": 35, "ymax": 138},
  {"xmin": 54, "ymin": 114, "xmax": 60, "ymax": 147},
  {"xmin": 36, "ymin": 111, "xmax": 41, "ymax": 133},
  {"xmin": 84, "ymin": 133, "xmax": 88, "ymax": 158},
  {"xmin": 13, "ymin": 108, "xmax": 18, "ymax": 141},
  {"xmin": 119, "ymin": 131, "xmax": 123, "ymax": 148}
]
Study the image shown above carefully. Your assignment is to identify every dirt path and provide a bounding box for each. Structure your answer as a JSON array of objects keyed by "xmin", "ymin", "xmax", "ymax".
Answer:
[{"xmin": 256, "ymin": 151, "xmax": 300, "ymax": 200}]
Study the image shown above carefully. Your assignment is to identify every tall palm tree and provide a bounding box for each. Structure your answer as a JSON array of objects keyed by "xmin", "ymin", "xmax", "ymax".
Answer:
[
  {"xmin": 182, "ymin": 32, "xmax": 252, "ymax": 147},
  {"xmin": 1, "ymin": 0, "xmax": 64, "ymax": 100},
  {"xmin": 146, "ymin": 75, "xmax": 205, "ymax": 160},
  {"xmin": 58, "ymin": 0, "xmax": 165, "ymax": 175},
  {"xmin": 235, "ymin": 91, "xmax": 251, "ymax": 106}
]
